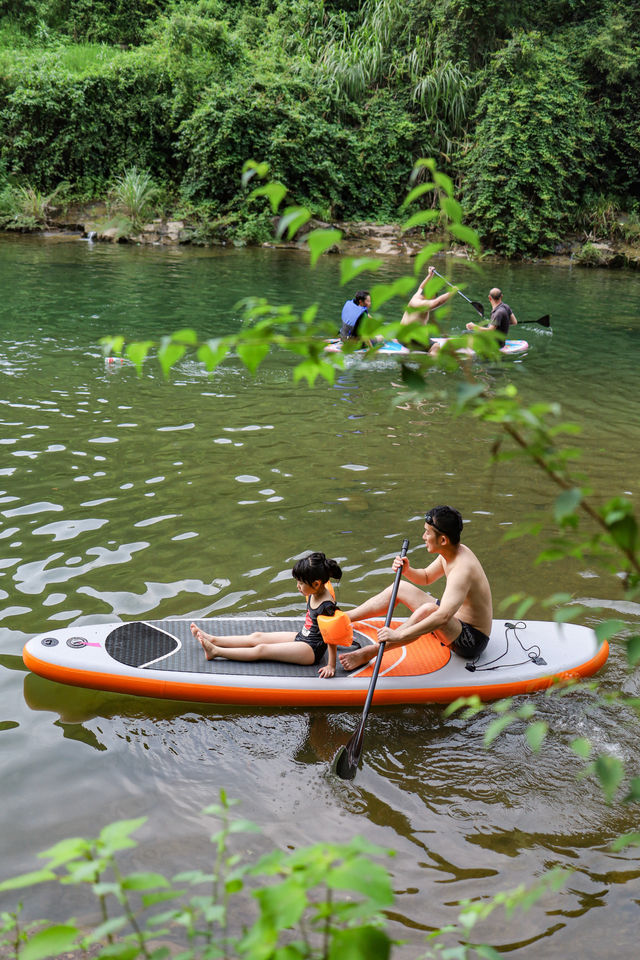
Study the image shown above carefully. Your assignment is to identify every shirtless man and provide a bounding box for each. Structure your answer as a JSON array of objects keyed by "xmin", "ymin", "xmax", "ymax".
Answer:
[
  {"xmin": 401, "ymin": 266, "xmax": 455, "ymax": 353},
  {"xmin": 339, "ymin": 505, "xmax": 493, "ymax": 670}
]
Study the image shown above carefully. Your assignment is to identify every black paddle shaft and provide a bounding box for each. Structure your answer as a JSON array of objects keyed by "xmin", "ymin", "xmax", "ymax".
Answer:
[
  {"xmin": 333, "ymin": 538, "xmax": 410, "ymax": 780},
  {"xmin": 431, "ymin": 268, "xmax": 485, "ymax": 318}
]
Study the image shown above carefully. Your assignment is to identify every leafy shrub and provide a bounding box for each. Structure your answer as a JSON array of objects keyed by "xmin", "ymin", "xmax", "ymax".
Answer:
[
  {"xmin": 0, "ymin": 49, "xmax": 193, "ymax": 193},
  {"xmin": 462, "ymin": 31, "xmax": 596, "ymax": 257},
  {"xmin": 179, "ymin": 65, "xmax": 417, "ymax": 221},
  {"xmin": 0, "ymin": 795, "xmax": 396, "ymax": 960}
]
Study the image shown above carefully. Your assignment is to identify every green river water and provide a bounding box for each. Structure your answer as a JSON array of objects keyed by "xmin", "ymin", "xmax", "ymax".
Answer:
[{"xmin": 1, "ymin": 234, "xmax": 639, "ymax": 957}]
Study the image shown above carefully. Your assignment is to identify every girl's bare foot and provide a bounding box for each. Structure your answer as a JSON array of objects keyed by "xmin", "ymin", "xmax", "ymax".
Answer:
[{"xmin": 191, "ymin": 623, "xmax": 220, "ymax": 660}]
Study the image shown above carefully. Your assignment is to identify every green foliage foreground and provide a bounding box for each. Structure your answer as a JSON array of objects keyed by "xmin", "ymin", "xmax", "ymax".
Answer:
[{"xmin": 0, "ymin": 790, "xmax": 572, "ymax": 960}]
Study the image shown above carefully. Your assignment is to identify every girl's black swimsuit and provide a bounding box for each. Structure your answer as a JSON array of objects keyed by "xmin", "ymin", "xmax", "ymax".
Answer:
[{"xmin": 295, "ymin": 598, "xmax": 337, "ymax": 664}]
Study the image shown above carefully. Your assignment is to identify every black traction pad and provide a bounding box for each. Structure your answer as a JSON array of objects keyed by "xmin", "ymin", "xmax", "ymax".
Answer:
[{"xmin": 104, "ymin": 619, "xmax": 373, "ymax": 679}]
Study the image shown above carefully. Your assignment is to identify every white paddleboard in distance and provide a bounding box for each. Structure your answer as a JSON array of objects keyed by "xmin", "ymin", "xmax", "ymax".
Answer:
[{"xmin": 324, "ymin": 338, "xmax": 529, "ymax": 358}]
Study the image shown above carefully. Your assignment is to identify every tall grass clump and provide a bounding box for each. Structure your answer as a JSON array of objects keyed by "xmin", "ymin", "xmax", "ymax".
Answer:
[{"xmin": 112, "ymin": 166, "xmax": 159, "ymax": 225}]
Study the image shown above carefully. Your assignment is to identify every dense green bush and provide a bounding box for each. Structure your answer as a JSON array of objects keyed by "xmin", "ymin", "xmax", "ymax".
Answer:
[
  {"xmin": 462, "ymin": 31, "xmax": 596, "ymax": 256},
  {"xmin": 179, "ymin": 67, "xmax": 417, "ymax": 220},
  {"xmin": 1, "ymin": 0, "xmax": 640, "ymax": 252},
  {"xmin": 2, "ymin": 0, "xmax": 171, "ymax": 45},
  {"xmin": 0, "ymin": 49, "xmax": 200, "ymax": 194}
]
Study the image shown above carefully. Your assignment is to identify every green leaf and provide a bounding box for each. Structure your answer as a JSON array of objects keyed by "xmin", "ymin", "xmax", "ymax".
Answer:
[
  {"xmin": 197, "ymin": 338, "xmax": 230, "ymax": 371},
  {"xmin": 255, "ymin": 879, "xmax": 307, "ymax": 928},
  {"xmin": 413, "ymin": 242, "xmax": 445, "ymax": 275},
  {"xmin": 525, "ymin": 721, "xmax": 548, "ymax": 753},
  {"xmin": 340, "ymin": 257, "xmax": 384, "ymax": 286},
  {"xmin": 571, "ymin": 737, "xmax": 591, "ymax": 758},
  {"xmin": 400, "ymin": 365, "xmax": 426, "ymax": 390},
  {"xmin": 370, "ymin": 277, "xmax": 415, "ymax": 311},
  {"xmin": 623, "ymin": 777, "xmax": 640, "ymax": 803},
  {"xmin": 101, "ymin": 335, "xmax": 125, "ymax": 357},
  {"xmin": 474, "ymin": 947, "xmax": 503, "ymax": 960},
  {"xmin": 626, "ymin": 635, "xmax": 640, "ymax": 668},
  {"xmin": 125, "ymin": 341, "xmax": 153, "ymax": 375},
  {"xmin": 38, "ymin": 837, "xmax": 91, "ymax": 867},
  {"xmin": 121, "ymin": 871, "xmax": 169, "ymax": 891},
  {"xmin": 433, "ymin": 170, "xmax": 455, "ymax": 197},
  {"xmin": 171, "ymin": 328, "xmax": 198, "ymax": 346},
  {"xmin": 158, "ymin": 340, "xmax": 186, "ymax": 378},
  {"xmin": 594, "ymin": 754, "xmax": 624, "ymax": 803},
  {"xmin": 594, "ymin": 620, "xmax": 623, "ymax": 644},
  {"xmin": 610, "ymin": 832, "xmax": 640, "ymax": 851},
  {"xmin": 328, "ymin": 926, "xmax": 391, "ymax": 960},
  {"xmin": 98, "ymin": 818, "xmax": 146, "ymax": 855},
  {"xmin": 484, "ymin": 714, "xmax": 515, "ymax": 746},
  {"xmin": 449, "ymin": 223, "xmax": 481, "ymax": 251},
  {"xmin": 0, "ymin": 869, "xmax": 56, "ymax": 892},
  {"xmin": 21, "ymin": 925, "xmax": 78, "ymax": 960},
  {"xmin": 326, "ymin": 859, "xmax": 393, "ymax": 907},
  {"xmin": 553, "ymin": 488, "xmax": 582, "ymax": 524},
  {"xmin": 305, "ymin": 228, "xmax": 342, "ymax": 266},
  {"xmin": 84, "ymin": 916, "xmax": 128, "ymax": 943},
  {"xmin": 237, "ymin": 341, "xmax": 270, "ymax": 374},
  {"xmin": 293, "ymin": 359, "xmax": 333, "ymax": 386},
  {"xmin": 276, "ymin": 206, "xmax": 311, "ymax": 240},
  {"xmin": 441, "ymin": 196, "xmax": 463, "ymax": 224},
  {"xmin": 401, "ymin": 209, "xmax": 440, "ymax": 231},
  {"xmin": 400, "ymin": 182, "xmax": 436, "ymax": 208},
  {"xmin": 250, "ymin": 182, "xmax": 287, "ymax": 213},
  {"xmin": 241, "ymin": 160, "xmax": 269, "ymax": 187}
]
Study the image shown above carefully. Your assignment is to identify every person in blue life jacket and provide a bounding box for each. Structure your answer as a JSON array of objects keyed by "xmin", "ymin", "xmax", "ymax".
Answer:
[
  {"xmin": 340, "ymin": 290, "xmax": 371, "ymax": 341},
  {"xmin": 401, "ymin": 266, "xmax": 456, "ymax": 353},
  {"xmin": 465, "ymin": 288, "xmax": 517, "ymax": 345}
]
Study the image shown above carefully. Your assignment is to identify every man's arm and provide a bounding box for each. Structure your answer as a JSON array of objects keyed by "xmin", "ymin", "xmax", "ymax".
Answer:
[
  {"xmin": 393, "ymin": 554, "xmax": 444, "ymax": 586},
  {"xmin": 379, "ymin": 565, "xmax": 468, "ymax": 645}
]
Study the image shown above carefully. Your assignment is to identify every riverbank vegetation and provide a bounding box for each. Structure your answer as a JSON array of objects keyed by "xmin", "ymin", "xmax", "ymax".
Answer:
[{"xmin": 1, "ymin": 0, "xmax": 639, "ymax": 257}]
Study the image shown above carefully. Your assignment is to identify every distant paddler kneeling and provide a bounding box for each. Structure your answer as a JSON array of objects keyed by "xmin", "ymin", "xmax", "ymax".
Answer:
[{"xmin": 340, "ymin": 290, "xmax": 371, "ymax": 341}]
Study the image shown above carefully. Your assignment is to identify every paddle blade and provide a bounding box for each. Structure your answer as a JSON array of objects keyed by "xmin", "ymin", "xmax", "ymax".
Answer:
[
  {"xmin": 471, "ymin": 300, "xmax": 485, "ymax": 318},
  {"xmin": 537, "ymin": 314, "xmax": 551, "ymax": 327},
  {"xmin": 332, "ymin": 730, "xmax": 362, "ymax": 780}
]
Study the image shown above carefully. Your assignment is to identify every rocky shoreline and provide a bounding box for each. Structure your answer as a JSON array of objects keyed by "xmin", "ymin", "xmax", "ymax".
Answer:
[{"xmin": 5, "ymin": 202, "xmax": 640, "ymax": 269}]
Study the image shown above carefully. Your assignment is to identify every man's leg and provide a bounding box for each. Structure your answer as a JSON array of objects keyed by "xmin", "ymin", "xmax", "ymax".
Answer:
[
  {"xmin": 347, "ymin": 580, "xmax": 426, "ymax": 623},
  {"xmin": 340, "ymin": 593, "xmax": 439, "ymax": 671}
]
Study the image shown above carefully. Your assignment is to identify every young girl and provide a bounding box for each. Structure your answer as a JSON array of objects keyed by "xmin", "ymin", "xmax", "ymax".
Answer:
[{"xmin": 190, "ymin": 553, "xmax": 343, "ymax": 679}]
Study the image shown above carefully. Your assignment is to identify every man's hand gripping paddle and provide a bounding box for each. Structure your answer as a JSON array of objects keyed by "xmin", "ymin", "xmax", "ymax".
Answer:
[{"xmin": 332, "ymin": 538, "xmax": 409, "ymax": 781}]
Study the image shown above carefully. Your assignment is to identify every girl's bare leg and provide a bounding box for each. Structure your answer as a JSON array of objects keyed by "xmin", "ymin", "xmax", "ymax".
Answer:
[
  {"xmin": 196, "ymin": 637, "xmax": 315, "ymax": 666},
  {"xmin": 190, "ymin": 623, "xmax": 295, "ymax": 650}
]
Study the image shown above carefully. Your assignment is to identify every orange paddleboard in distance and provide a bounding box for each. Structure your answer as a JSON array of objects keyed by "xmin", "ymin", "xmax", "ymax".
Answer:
[{"xmin": 22, "ymin": 617, "xmax": 608, "ymax": 708}]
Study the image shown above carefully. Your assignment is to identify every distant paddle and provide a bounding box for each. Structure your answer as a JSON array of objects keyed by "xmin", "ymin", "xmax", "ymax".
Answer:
[
  {"xmin": 431, "ymin": 268, "xmax": 484, "ymax": 318},
  {"xmin": 332, "ymin": 538, "xmax": 409, "ymax": 781},
  {"xmin": 518, "ymin": 314, "xmax": 551, "ymax": 328}
]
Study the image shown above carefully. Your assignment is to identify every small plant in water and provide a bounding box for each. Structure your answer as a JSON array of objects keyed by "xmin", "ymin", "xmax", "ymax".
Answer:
[{"xmin": 112, "ymin": 167, "xmax": 158, "ymax": 226}]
